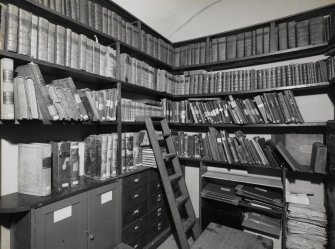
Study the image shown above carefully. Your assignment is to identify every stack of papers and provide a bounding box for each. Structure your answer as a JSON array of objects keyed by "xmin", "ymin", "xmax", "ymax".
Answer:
[
  {"xmin": 142, "ymin": 147, "xmax": 157, "ymax": 168},
  {"xmin": 286, "ymin": 203, "xmax": 327, "ymax": 249}
]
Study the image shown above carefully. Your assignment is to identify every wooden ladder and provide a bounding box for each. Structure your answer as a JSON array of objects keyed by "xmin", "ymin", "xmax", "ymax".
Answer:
[{"xmin": 142, "ymin": 116, "xmax": 201, "ymax": 249}]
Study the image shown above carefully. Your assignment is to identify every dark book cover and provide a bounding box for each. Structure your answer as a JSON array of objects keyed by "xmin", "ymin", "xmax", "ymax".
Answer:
[
  {"xmin": 237, "ymin": 33, "xmax": 245, "ymax": 58},
  {"xmin": 288, "ymin": 21, "xmax": 296, "ymax": 48},
  {"xmin": 256, "ymin": 28, "xmax": 263, "ymax": 54},
  {"xmin": 52, "ymin": 141, "xmax": 71, "ymax": 191},
  {"xmin": 309, "ymin": 16, "xmax": 324, "ymax": 45}
]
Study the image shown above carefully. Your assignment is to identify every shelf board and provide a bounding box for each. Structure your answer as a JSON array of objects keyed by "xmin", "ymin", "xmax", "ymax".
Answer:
[
  {"xmin": 0, "ymin": 50, "xmax": 120, "ymax": 87},
  {"xmin": 173, "ymin": 43, "xmax": 328, "ymax": 73},
  {"xmin": 202, "ymin": 171, "xmax": 283, "ymax": 189},
  {"xmin": 12, "ymin": 0, "xmax": 173, "ymax": 70},
  {"xmin": 201, "ymin": 195, "xmax": 283, "ymax": 216},
  {"xmin": 179, "ymin": 158, "xmax": 283, "ymax": 171},
  {"xmin": 120, "ymin": 81, "xmax": 172, "ymax": 99},
  {"xmin": 169, "ymin": 122, "xmax": 326, "ymax": 128},
  {"xmin": 171, "ymin": 82, "xmax": 332, "ymax": 100}
]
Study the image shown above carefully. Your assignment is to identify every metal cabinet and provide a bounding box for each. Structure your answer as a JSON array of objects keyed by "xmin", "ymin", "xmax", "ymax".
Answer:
[{"xmin": 13, "ymin": 180, "xmax": 121, "ymax": 249}]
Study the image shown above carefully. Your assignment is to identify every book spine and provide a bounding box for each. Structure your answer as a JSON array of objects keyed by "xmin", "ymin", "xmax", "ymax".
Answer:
[
  {"xmin": 5, "ymin": 4, "xmax": 19, "ymax": 52},
  {"xmin": 0, "ymin": 58, "xmax": 15, "ymax": 120}
]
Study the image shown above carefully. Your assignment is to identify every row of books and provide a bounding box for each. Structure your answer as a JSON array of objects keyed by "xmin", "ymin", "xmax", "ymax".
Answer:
[
  {"xmin": 4, "ymin": 60, "xmax": 118, "ymax": 121},
  {"xmin": 175, "ymin": 56, "xmax": 334, "ymax": 96},
  {"xmin": 2, "ymin": 4, "xmax": 117, "ymax": 78},
  {"xmin": 163, "ymin": 90, "xmax": 304, "ymax": 125},
  {"xmin": 120, "ymin": 53, "xmax": 186, "ymax": 94},
  {"xmin": 18, "ymin": 141, "xmax": 80, "ymax": 197},
  {"xmin": 174, "ymin": 129, "xmax": 283, "ymax": 168},
  {"xmin": 201, "ymin": 182, "xmax": 283, "ymax": 211},
  {"xmin": 175, "ymin": 15, "xmax": 333, "ymax": 66},
  {"xmin": 121, "ymin": 99, "xmax": 163, "ymax": 122},
  {"xmin": 31, "ymin": 0, "xmax": 174, "ymax": 66},
  {"xmin": 18, "ymin": 131, "xmax": 147, "ymax": 197},
  {"xmin": 286, "ymin": 203, "xmax": 327, "ymax": 249}
]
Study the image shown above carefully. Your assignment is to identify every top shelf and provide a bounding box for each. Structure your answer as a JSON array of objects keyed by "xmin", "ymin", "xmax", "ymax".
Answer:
[
  {"xmin": 172, "ymin": 43, "xmax": 328, "ymax": 73},
  {"xmin": 11, "ymin": 0, "xmax": 173, "ymax": 70}
]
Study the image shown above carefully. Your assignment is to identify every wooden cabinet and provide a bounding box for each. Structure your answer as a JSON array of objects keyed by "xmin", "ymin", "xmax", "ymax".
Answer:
[
  {"xmin": 13, "ymin": 180, "xmax": 121, "ymax": 249},
  {"xmin": 122, "ymin": 169, "xmax": 170, "ymax": 249}
]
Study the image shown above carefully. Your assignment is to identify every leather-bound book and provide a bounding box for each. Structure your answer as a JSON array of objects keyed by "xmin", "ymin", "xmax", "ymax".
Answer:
[
  {"xmin": 278, "ymin": 22, "xmax": 288, "ymax": 50},
  {"xmin": 18, "ymin": 143, "xmax": 52, "ymax": 196},
  {"xmin": 0, "ymin": 3, "xmax": 6, "ymax": 50},
  {"xmin": 51, "ymin": 141, "xmax": 71, "ymax": 191},
  {"xmin": 0, "ymin": 58, "xmax": 14, "ymax": 120},
  {"xmin": 217, "ymin": 36, "xmax": 227, "ymax": 61},
  {"xmin": 5, "ymin": 4, "xmax": 18, "ymax": 52},
  {"xmin": 310, "ymin": 142, "xmax": 327, "ymax": 174},
  {"xmin": 17, "ymin": 8, "xmax": 32, "ymax": 56},
  {"xmin": 237, "ymin": 33, "xmax": 245, "ymax": 58},
  {"xmin": 37, "ymin": 17, "xmax": 49, "ymax": 61},
  {"xmin": 263, "ymin": 27, "xmax": 270, "ymax": 53},
  {"xmin": 55, "ymin": 25, "xmax": 66, "ymax": 66},
  {"xmin": 226, "ymin": 35, "xmax": 237, "ymax": 59},
  {"xmin": 296, "ymin": 20, "xmax": 309, "ymax": 47},
  {"xmin": 309, "ymin": 16, "xmax": 324, "ymax": 45},
  {"xmin": 47, "ymin": 23, "xmax": 56, "ymax": 63},
  {"xmin": 288, "ymin": 21, "xmax": 296, "ymax": 48}
]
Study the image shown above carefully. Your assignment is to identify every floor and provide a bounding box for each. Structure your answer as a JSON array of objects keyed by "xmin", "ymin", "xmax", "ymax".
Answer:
[{"xmin": 157, "ymin": 234, "xmax": 179, "ymax": 249}]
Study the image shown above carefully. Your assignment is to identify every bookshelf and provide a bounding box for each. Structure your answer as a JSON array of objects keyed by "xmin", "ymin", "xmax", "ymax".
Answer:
[{"xmin": 0, "ymin": 0, "xmax": 334, "ymax": 249}]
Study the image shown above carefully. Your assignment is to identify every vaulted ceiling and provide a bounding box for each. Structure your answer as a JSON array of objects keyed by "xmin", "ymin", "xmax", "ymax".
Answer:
[{"xmin": 112, "ymin": 0, "xmax": 335, "ymax": 42}]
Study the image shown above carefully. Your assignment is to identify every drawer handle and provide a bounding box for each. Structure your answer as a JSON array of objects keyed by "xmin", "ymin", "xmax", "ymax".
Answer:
[
  {"xmin": 133, "ymin": 178, "xmax": 139, "ymax": 183},
  {"xmin": 157, "ymin": 183, "xmax": 161, "ymax": 188},
  {"xmin": 134, "ymin": 244, "xmax": 138, "ymax": 249},
  {"xmin": 133, "ymin": 194, "xmax": 139, "ymax": 198},
  {"xmin": 89, "ymin": 234, "xmax": 94, "ymax": 240},
  {"xmin": 157, "ymin": 211, "xmax": 162, "ymax": 217},
  {"xmin": 133, "ymin": 209, "xmax": 139, "ymax": 215},
  {"xmin": 134, "ymin": 225, "xmax": 139, "ymax": 231},
  {"xmin": 158, "ymin": 208, "xmax": 162, "ymax": 212}
]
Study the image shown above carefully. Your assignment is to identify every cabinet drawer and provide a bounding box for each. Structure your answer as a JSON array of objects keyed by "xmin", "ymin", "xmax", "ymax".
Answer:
[
  {"xmin": 148, "ymin": 206, "xmax": 168, "ymax": 225},
  {"xmin": 123, "ymin": 171, "xmax": 148, "ymax": 193},
  {"xmin": 122, "ymin": 216, "xmax": 148, "ymax": 242},
  {"xmin": 123, "ymin": 200, "xmax": 148, "ymax": 227},
  {"xmin": 123, "ymin": 185, "xmax": 148, "ymax": 208},
  {"xmin": 126, "ymin": 233, "xmax": 147, "ymax": 249},
  {"xmin": 149, "ymin": 180, "xmax": 163, "ymax": 195},
  {"xmin": 148, "ymin": 219, "xmax": 168, "ymax": 242},
  {"xmin": 148, "ymin": 191, "xmax": 164, "ymax": 212}
]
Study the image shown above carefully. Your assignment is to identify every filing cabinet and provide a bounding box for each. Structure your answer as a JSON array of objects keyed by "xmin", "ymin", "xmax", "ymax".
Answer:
[{"xmin": 122, "ymin": 169, "xmax": 170, "ymax": 249}]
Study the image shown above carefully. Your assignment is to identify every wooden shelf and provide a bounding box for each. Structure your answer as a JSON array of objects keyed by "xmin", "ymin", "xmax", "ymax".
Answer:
[
  {"xmin": 0, "ymin": 50, "xmax": 119, "ymax": 87},
  {"xmin": 171, "ymin": 82, "xmax": 332, "ymax": 100},
  {"xmin": 202, "ymin": 171, "xmax": 283, "ymax": 189},
  {"xmin": 201, "ymin": 195, "xmax": 283, "ymax": 216},
  {"xmin": 173, "ymin": 43, "xmax": 328, "ymax": 73},
  {"xmin": 11, "ymin": 0, "xmax": 173, "ymax": 70},
  {"xmin": 120, "ymin": 81, "xmax": 172, "ymax": 99},
  {"xmin": 0, "ymin": 166, "xmax": 151, "ymax": 213},
  {"xmin": 170, "ymin": 122, "xmax": 326, "ymax": 128},
  {"xmin": 179, "ymin": 157, "xmax": 283, "ymax": 171}
]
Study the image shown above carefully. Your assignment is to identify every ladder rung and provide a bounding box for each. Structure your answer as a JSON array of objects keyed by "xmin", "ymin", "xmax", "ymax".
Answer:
[
  {"xmin": 164, "ymin": 153, "xmax": 177, "ymax": 160},
  {"xmin": 176, "ymin": 195, "xmax": 189, "ymax": 207},
  {"xmin": 169, "ymin": 173, "xmax": 183, "ymax": 183},
  {"xmin": 183, "ymin": 218, "xmax": 196, "ymax": 233}
]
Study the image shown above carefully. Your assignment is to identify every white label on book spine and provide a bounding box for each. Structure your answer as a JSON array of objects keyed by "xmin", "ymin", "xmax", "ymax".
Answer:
[
  {"xmin": 101, "ymin": 190, "xmax": 113, "ymax": 204},
  {"xmin": 54, "ymin": 206, "xmax": 72, "ymax": 223}
]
